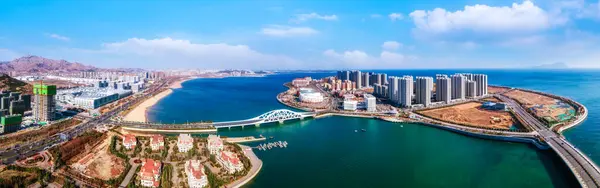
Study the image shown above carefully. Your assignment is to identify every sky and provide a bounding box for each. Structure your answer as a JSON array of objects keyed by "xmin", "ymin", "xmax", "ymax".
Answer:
[{"xmin": 0, "ymin": 0, "xmax": 600, "ymax": 70}]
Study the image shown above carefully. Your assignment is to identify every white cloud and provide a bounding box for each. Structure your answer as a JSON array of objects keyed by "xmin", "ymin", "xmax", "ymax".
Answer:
[
  {"xmin": 260, "ymin": 25, "xmax": 318, "ymax": 37},
  {"xmin": 323, "ymin": 49, "xmax": 412, "ymax": 68},
  {"xmin": 71, "ymin": 37, "xmax": 302, "ymax": 69},
  {"xmin": 409, "ymin": 1, "xmax": 557, "ymax": 34},
  {"xmin": 382, "ymin": 41, "xmax": 402, "ymax": 51},
  {"xmin": 46, "ymin": 33, "xmax": 70, "ymax": 41},
  {"xmin": 389, "ymin": 13, "xmax": 404, "ymax": 21},
  {"xmin": 291, "ymin": 12, "xmax": 338, "ymax": 23}
]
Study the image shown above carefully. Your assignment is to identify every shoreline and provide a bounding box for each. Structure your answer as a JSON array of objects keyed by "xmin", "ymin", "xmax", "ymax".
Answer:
[
  {"xmin": 227, "ymin": 145, "xmax": 263, "ymax": 188},
  {"xmin": 123, "ymin": 77, "xmax": 193, "ymax": 122}
]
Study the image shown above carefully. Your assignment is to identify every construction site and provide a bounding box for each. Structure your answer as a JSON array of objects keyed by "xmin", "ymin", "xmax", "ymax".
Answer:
[
  {"xmin": 70, "ymin": 132, "xmax": 126, "ymax": 181},
  {"xmin": 504, "ymin": 90, "xmax": 576, "ymax": 124},
  {"xmin": 419, "ymin": 102, "xmax": 520, "ymax": 130},
  {"xmin": 487, "ymin": 86, "xmax": 511, "ymax": 94}
]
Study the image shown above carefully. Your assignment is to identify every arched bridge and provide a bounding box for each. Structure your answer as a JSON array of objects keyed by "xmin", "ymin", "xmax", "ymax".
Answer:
[
  {"xmin": 116, "ymin": 109, "xmax": 316, "ymax": 133},
  {"xmin": 213, "ymin": 109, "xmax": 316, "ymax": 129}
]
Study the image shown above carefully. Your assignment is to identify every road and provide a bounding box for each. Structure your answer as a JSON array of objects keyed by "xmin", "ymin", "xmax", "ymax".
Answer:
[
  {"xmin": 119, "ymin": 158, "xmax": 139, "ymax": 188},
  {"xmin": 498, "ymin": 95, "xmax": 600, "ymax": 188},
  {"xmin": 0, "ymin": 78, "xmax": 172, "ymax": 165}
]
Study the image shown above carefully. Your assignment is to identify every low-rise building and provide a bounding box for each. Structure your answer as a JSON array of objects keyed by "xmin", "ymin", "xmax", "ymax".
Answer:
[
  {"xmin": 364, "ymin": 94, "xmax": 376, "ymax": 112},
  {"xmin": 217, "ymin": 151, "xmax": 244, "ymax": 174},
  {"xmin": 207, "ymin": 135, "xmax": 224, "ymax": 155},
  {"xmin": 139, "ymin": 159, "xmax": 162, "ymax": 188},
  {"xmin": 482, "ymin": 102, "xmax": 507, "ymax": 111},
  {"xmin": 178, "ymin": 134, "xmax": 194, "ymax": 152},
  {"xmin": 123, "ymin": 134, "xmax": 137, "ymax": 150},
  {"xmin": 343, "ymin": 100, "xmax": 358, "ymax": 111},
  {"xmin": 292, "ymin": 78, "xmax": 310, "ymax": 87},
  {"xmin": 185, "ymin": 160, "xmax": 208, "ymax": 188},
  {"xmin": 150, "ymin": 134, "xmax": 164, "ymax": 151},
  {"xmin": 298, "ymin": 88, "xmax": 324, "ymax": 103}
]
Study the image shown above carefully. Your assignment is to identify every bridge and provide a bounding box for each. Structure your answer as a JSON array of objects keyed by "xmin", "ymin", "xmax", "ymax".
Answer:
[
  {"xmin": 498, "ymin": 95, "xmax": 600, "ymax": 188},
  {"xmin": 116, "ymin": 109, "xmax": 316, "ymax": 133},
  {"xmin": 213, "ymin": 109, "xmax": 316, "ymax": 129}
]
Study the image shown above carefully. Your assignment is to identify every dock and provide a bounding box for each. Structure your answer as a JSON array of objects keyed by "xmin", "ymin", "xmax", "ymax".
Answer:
[{"xmin": 223, "ymin": 136, "xmax": 267, "ymax": 143}]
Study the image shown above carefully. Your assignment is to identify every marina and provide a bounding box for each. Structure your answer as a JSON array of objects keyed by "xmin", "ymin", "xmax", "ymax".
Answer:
[{"xmin": 256, "ymin": 141, "xmax": 288, "ymax": 151}]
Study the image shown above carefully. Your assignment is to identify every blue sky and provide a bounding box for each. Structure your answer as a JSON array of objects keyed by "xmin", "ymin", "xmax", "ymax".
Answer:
[{"xmin": 0, "ymin": 0, "xmax": 599, "ymax": 69}]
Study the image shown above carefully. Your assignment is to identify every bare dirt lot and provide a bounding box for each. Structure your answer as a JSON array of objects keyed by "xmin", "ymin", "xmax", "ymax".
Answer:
[
  {"xmin": 488, "ymin": 86, "xmax": 510, "ymax": 94},
  {"xmin": 420, "ymin": 102, "xmax": 518, "ymax": 129},
  {"xmin": 70, "ymin": 133, "xmax": 126, "ymax": 181},
  {"xmin": 504, "ymin": 90, "xmax": 575, "ymax": 123}
]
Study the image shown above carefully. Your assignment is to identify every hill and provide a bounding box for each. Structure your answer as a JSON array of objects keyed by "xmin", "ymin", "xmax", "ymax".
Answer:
[
  {"xmin": 532, "ymin": 62, "xmax": 569, "ymax": 69},
  {"xmin": 0, "ymin": 74, "xmax": 32, "ymax": 94},
  {"xmin": 0, "ymin": 55, "xmax": 98, "ymax": 73}
]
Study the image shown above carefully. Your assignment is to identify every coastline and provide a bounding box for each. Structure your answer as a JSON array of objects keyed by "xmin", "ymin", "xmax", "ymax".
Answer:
[
  {"xmin": 227, "ymin": 145, "xmax": 263, "ymax": 188},
  {"xmin": 123, "ymin": 78, "xmax": 193, "ymax": 122}
]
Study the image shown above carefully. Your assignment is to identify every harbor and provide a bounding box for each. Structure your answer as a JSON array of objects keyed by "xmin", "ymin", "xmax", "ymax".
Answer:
[{"xmin": 256, "ymin": 141, "xmax": 288, "ymax": 151}]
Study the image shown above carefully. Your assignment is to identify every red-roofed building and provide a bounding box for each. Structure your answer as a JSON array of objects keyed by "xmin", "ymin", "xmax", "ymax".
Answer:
[
  {"xmin": 139, "ymin": 158, "xmax": 162, "ymax": 187},
  {"xmin": 185, "ymin": 160, "xmax": 208, "ymax": 188},
  {"xmin": 207, "ymin": 135, "xmax": 223, "ymax": 155},
  {"xmin": 292, "ymin": 78, "xmax": 310, "ymax": 87},
  {"xmin": 150, "ymin": 134, "xmax": 164, "ymax": 151},
  {"xmin": 217, "ymin": 151, "xmax": 244, "ymax": 174},
  {"xmin": 123, "ymin": 134, "xmax": 137, "ymax": 150},
  {"xmin": 177, "ymin": 134, "xmax": 194, "ymax": 152}
]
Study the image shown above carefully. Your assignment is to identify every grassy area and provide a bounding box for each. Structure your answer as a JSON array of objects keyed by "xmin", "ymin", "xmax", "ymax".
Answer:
[{"xmin": 0, "ymin": 165, "xmax": 54, "ymax": 187}]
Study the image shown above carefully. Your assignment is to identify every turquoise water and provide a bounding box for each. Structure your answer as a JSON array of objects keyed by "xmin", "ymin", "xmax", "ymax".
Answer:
[{"xmin": 148, "ymin": 70, "xmax": 600, "ymax": 187}]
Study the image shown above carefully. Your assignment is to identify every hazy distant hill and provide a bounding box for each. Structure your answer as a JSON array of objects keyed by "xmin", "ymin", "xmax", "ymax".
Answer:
[
  {"xmin": 0, "ymin": 74, "xmax": 32, "ymax": 94},
  {"xmin": 0, "ymin": 55, "xmax": 98, "ymax": 73},
  {"xmin": 532, "ymin": 62, "xmax": 569, "ymax": 69}
]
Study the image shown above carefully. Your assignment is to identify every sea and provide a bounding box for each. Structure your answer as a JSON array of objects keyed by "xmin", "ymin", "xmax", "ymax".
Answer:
[{"xmin": 148, "ymin": 69, "xmax": 600, "ymax": 188}]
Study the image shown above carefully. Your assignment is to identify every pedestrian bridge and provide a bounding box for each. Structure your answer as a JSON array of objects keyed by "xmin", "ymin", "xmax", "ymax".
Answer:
[
  {"xmin": 213, "ymin": 109, "xmax": 316, "ymax": 129},
  {"xmin": 116, "ymin": 109, "xmax": 316, "ymax": 133}
]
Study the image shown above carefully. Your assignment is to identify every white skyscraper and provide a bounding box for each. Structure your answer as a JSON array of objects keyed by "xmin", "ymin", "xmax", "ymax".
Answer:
[
  {"xmin": 466, "ymin": 80, "xmax": 477, "ymax": 98},
  {"xmin": 399, "ymin": 76, "xmax": 413, "ymax": 107},
  {"xmin": 474, "ymin": 74, "xmax": 488, "ymax": 96},
  {"xmin": 387, "ymin": 76, "xmax": 399, "ymax": 103},
  {"xmin": 416, "ymin": 77, "xmax": 433, "ymax": 107},
  {"xmin": 451, "ymin": 74, "xmax": 466, "ymax": 100},
  {"xmin": 436, "ymin": 75, "xmax": 451, "ymax": 104}
]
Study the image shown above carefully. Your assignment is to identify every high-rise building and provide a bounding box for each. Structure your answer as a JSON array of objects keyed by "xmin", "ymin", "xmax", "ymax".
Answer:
[
  {"xmin": 362, "ymin": 72, "xmax": 370, "ymax": 87},
  {"xmin": 33, "ymin": 84, "xmax": 57, "ymax": 122},
  {"xmin": 436, "ymin": 75, "xmax": 452, "ymax": 104},
  {"xmin": 460, "ymin": 73, "xmax": 474, "ymax": 81},
  {"xmin": 399, "ymin": 76, "xmax": 413, "ymax": 107},
  {"xmin": 382, "ymin": 74, "xmax": 388, "ymax": 85},
  {"xmin": 451, "ymin": 74, "xmax": 466, "ymax": 100},
  {"xmin": 466, "ymin": 80, "xmax": 477, "ymax": 98},
  {"xmin": 375, "ymin": 74, "xmax": 382, "ymax": 85},
  {"xmin": 353, "ymin": 71, "xmax": 362, "ymax": 89},
  {"xmin": 364, "ymin": 94, "xmax": 376, "ymax": 112},
  {"xmin": 387, "ymin": 76, "xmax": 399, "ymax": 103},
  {"xmin": 474, "ymin": 74, "xmax": 488, "ymax": 96},
  {"xmin": 19, "ymin": 94, "xmax": 31, "ymax": 111},
  {"xmin": 415, "ymin": 77, "xmax": 433, "ymax": 107}
]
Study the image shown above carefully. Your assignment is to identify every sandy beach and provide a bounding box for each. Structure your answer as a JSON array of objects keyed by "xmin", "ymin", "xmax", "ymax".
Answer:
[{"xmin": 123, "ymin": 78, "xmax": 192, "ymax": 122}]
